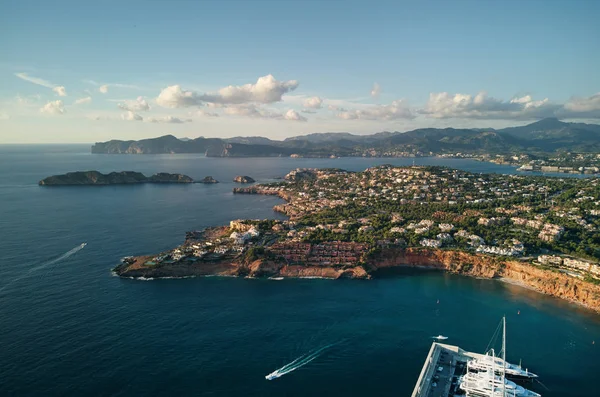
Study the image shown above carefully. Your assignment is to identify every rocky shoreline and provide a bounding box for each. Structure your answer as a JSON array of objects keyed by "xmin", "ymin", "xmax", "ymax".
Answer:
[{"xmin": 113, "ymin": 247, "xmax": 600, "ymax": 313}]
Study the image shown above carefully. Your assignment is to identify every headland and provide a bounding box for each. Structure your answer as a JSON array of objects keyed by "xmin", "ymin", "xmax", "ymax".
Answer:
[{"xmin": 113, "ymin": 165, "xmax": 600, "ymax": 312}]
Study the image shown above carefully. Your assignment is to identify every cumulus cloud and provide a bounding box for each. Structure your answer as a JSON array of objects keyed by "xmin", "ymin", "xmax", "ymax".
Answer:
[
  {"xmin": 336, "ymin": 100, "xmax": 414, "ymax": 121},
  {"xmin": 52, "ymin": 86, "xmax": 67, "ymax": 97},
  {"xmin": 156, "ymin": 85, "xmax": 200, "ymax": 108},
  {"xmin": 303, "ymin": 96, "xmax": 323, "ymax": 109},
  {"xmin": 420, "ymin": 91, "xmax": 559, "ymax": 120},
  {"xmin": 371, "ymin": 83, "xmax": 381, "ymax": 98},
  {"xmin": 118, "ymin": 96, "xmax": 150, "ymax": 112},
  {"xmin": 74, "ymin": 96, "xmax": 92, "ymax": 105},
  {"xmin": 284, "ymin": 109, "xmax": 307, "ymax": 122},
  {"xmin": 156, "ymin": 75, "xmax": 299, "ymax": 108},
  {"xmin": 200, "ymin": 75, "xmax": 299, "ymax": 104},
  {"xmin": 40, "ymin": 100, "xmax": 66, "ymax": 115},
  {"xmin": 121, "ymin": 111, "xmax": 142, "ymax": 121},
  {"xmin": 224, "ymin": 104, "xmax": 306, "ymax": 121},
  {"xmin": 146, "ymin": 116, "xmax": 192, "ymax": 124},
  {"xmin": 560, "ymin": 93, "xmax": 600, "ymax": 118},
  {"xmin": 99, "ymin": 85, "xmax": 109, "ymax": 94},
  {"xmin": 15, "ymin": 73, "xmax": 67, "ymax": 97},
  {"xmin": 224, "ymin": 104, "xmax": 279, "ymax": 119}
]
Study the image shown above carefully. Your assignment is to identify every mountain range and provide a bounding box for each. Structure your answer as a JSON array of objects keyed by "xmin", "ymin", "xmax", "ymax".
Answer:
[{"xmin": 91, "ymin": 118, "xmax": 600, "ymax": 157}]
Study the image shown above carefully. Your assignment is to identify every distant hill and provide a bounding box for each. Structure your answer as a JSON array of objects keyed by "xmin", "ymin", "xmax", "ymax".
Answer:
[
  {"xmin": 91, "ymin": 118, "xmax": 600, "ymax": 156},
  {"xmin": 225, "ymin": 136, "xmax": 278, "ymax": 145}
]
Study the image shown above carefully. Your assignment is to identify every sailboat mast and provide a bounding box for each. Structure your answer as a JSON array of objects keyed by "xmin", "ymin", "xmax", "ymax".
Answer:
[{"xmin": 502, "ymin": 316, "xmax": 506, "ymax": 396}]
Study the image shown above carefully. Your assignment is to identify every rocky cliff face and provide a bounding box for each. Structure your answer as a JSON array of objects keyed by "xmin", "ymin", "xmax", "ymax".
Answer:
[
  {"xmin": 369, "ymin": 248, "xmax": 600, "ymax": 312},
  {"xmin": 114, "ymin": 247, "xmax": 600, "ymax": 312},
  {"xmin": 115, "ymin": 257, "xmax": 370, "ymax": 280}
]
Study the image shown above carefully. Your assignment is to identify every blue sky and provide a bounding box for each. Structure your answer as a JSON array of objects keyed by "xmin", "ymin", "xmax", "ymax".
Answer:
[{"xmin": 1, "ymin": 0, "xmax": 599, "ymax": 143}]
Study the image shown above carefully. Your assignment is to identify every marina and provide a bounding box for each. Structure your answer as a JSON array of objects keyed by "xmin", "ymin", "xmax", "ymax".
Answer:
[{"xmin": 412, "ymin": 318, "xmax": 540, "ymax": 397}]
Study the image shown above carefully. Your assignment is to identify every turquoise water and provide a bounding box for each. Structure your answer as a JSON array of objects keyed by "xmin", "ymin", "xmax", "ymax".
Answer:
[{"xmin": 0, "ymin": 145, "xmax": 598, "ymax": 396}]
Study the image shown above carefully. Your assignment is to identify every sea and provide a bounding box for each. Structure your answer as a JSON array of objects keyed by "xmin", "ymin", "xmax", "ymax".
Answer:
[{"xmin": 0, "ymin": 145, "xmax": 598, "ymax": 396}]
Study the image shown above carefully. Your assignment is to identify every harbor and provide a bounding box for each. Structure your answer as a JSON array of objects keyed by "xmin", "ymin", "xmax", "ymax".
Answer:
[{"xmin": 412, "ymin": 319, "xmax": 541, "ymax": 397}]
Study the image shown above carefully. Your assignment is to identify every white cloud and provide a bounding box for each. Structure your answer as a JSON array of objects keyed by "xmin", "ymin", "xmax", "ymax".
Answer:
[
  {"xmin": 118, "ymin": 96, "xmax": 150, "ymax": 112},
  {"xmin": 195, "ymin": 109, "xmax": 219, "ymax": 117},
  {"xmin": 52, "ymin": 86, "xmax": 67, "ymax": 97},
  {"xmin": 146, "ymin": 116, "xmax": 192, "ymax": 124},
  {"xmin": 224, "ymin": 104, "xmax": 277, "ymax": 119},
  {"xmin": 74, "ymin": 96, "xmax": 92, "ymax": 105},
  {"xmin": 284, "ymin": 109, "xmax": 307, "ymax": 122},
  {"xmin": 560, "ymin": 93, "xmax": 600, "ymax": 118},
  {"xmin": 84, "ymin": 80, "xmax": 139, "ymax": 93},
  {"xmin": 15, "ymin": 73, "xmax": 67, "ymax": 97},
  {"xmin": 420, "ymin": 91, "xmax": 559, "ymax": 120},
  {"xmin": 201, "ymin": 75, "xmax": 299, "ymax": 104},
  {"xmin": 156, "ymin": 85, "xmax": 200, "ymax": 108},
  {"xmin": 156, "ymin": 75, "xmax": 299, "ymax": 108},
  {"xmin": 371, "ymin": 83, "xmax": 381, "ymax": 99},
  {"xmin": 336, "ymin": 100, "xmax": 414, "ymax": 120},
  {"xmin": 15, "ymin": 73, "xmax": 54, "ymax": 88},
  {"xmin": 121, "ymin": 111, "xmax": 142, "ymax": 121},
  {"xmin": 223, "ymin": 104, "xmax": 306, "ymax": 121},
  {"xmin": 40, "ymin": 100, "xmax": 66, "ymax": 115},
  {"xmin": 303, "ymin": 96, "xmax": 323, "ymax": 109}
]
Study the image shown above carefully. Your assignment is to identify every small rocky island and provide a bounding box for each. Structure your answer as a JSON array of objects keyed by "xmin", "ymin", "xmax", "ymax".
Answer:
[
  {"xmin": 39, "ymin": 171, "xmax": 194, "ymax": 186},
  {"xmin": 233, "ymin": 175, "xmax": 255, "ymax": 183},
  {"xmin": 199, "ymin": 176, "xmax": 219, "ymax": 184}
]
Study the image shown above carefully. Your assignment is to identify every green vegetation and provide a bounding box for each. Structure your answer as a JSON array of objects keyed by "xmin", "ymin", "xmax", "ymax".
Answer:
[{"xmin": 258, "ymin": 165, "xmax": 600, "ymax": 261}]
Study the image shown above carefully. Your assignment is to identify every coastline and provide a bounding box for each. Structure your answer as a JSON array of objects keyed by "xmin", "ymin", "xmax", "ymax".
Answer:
[
  {"xmin": 113, "ymin": 165, "xmax": 600, "ymax": 314},
  {"xmin": 113, "ymin": 247, "xmax": 600, "ymax": 313}
]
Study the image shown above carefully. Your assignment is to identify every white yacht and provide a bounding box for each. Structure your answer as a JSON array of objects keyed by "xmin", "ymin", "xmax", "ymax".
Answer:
[
  {"xmin": 459, "ymin": 370, "xmax": 541, "ymax": 397},
  {"xmin": 459, "ymin": 317, "xmax": 541, "ymax": 397},
  {"xmin": 469, "ymin": 353, "xmax": 538, "ymax": 379}
]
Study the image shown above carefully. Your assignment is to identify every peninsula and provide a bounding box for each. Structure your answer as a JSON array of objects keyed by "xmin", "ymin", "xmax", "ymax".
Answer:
[
  {"xmin": 114, "ymin": 166, "xmax": 600, "ymax": 312},
  {"xmin": 39, "ymin": 171, "xmax": 194, "ymax": 186}
]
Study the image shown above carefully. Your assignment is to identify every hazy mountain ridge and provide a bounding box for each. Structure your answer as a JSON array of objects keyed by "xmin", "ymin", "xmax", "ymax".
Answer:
[{"xmin": 91, "ymin": 118, "xmax": 600, "ymax": 156}]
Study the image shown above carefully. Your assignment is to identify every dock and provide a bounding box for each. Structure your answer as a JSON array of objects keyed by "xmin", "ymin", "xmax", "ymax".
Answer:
[{"xmin": 412, "ymin": 342, "xmax": 506, "ymax": 397}]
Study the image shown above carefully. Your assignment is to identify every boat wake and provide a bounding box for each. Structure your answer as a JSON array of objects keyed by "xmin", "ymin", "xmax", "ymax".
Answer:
[
  {"xmin": 0, "ymin": 243, "xmax": 87, "ymax": 293},
  {"xmin": 265, "ymin": 342, "xmax": 338, "ymax": 380}
]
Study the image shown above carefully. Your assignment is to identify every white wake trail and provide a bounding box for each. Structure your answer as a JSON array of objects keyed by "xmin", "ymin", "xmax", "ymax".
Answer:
[
  {"xmin": 29, "ymin": 243, "xmax": 86, "ymax": 273},
  {"xmin": 0, "ymin": 243, "xmax": 87, "ymax": 293},
  {"xmin": 265, "ymin": 342, "xmax": 338, "ymax": 380}
]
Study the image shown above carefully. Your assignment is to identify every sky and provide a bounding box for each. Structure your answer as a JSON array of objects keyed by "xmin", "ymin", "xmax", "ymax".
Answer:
[{"xmin": 1, "ymin": 0, "xmax": 599, "ymax": 143}]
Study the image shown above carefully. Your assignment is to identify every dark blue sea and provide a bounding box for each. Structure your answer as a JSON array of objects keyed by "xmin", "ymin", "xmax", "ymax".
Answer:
[{"xmin": 1, "ymin": 145, "xmax": 598, "ymax": 396}]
